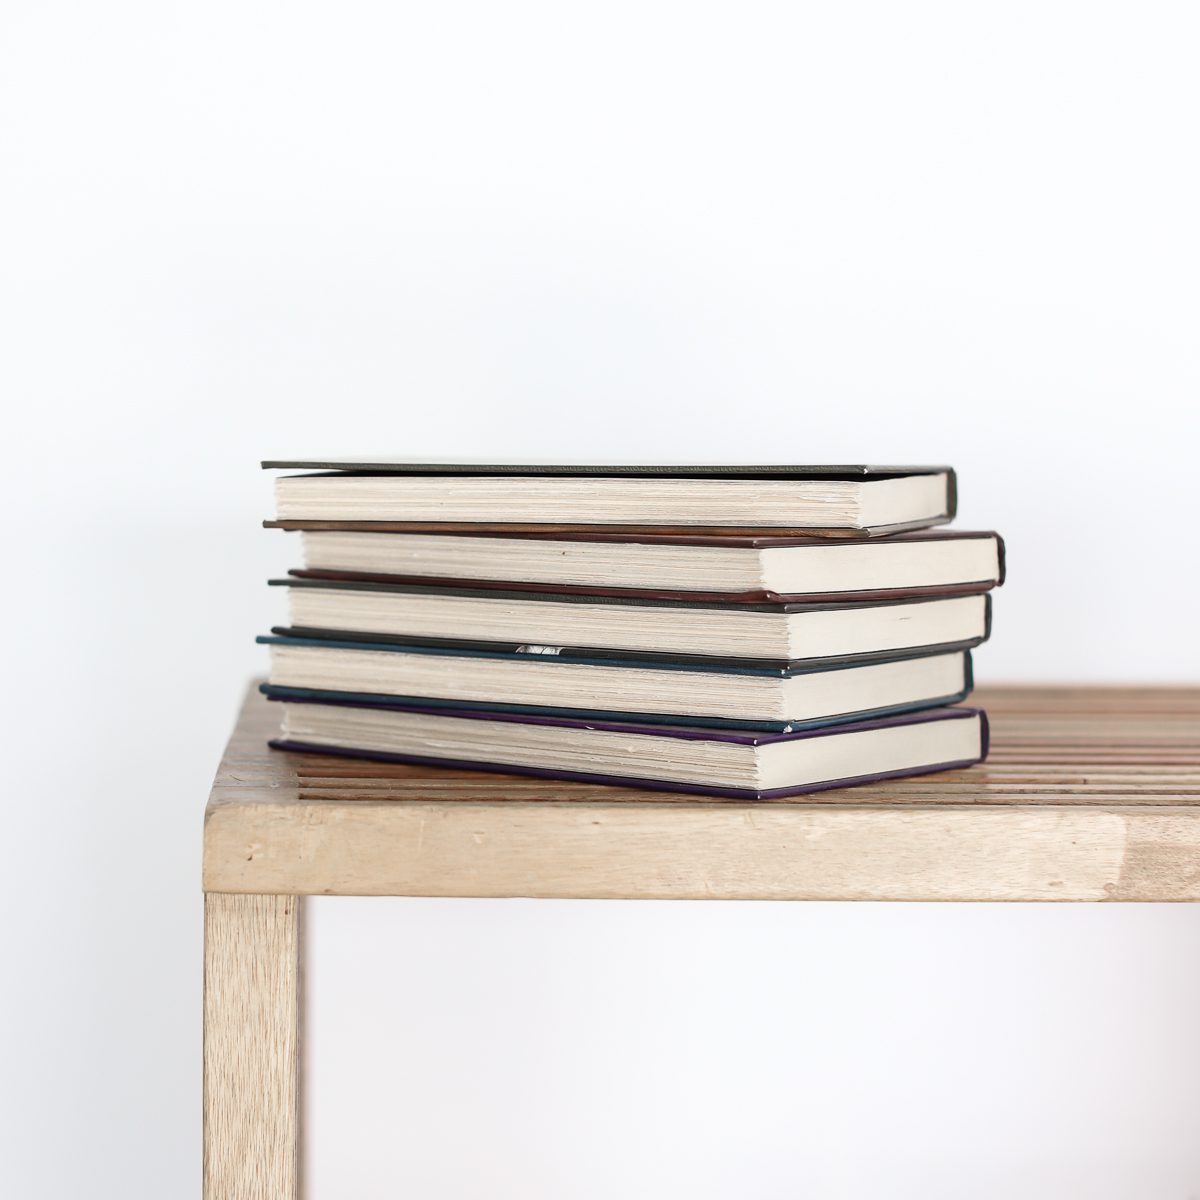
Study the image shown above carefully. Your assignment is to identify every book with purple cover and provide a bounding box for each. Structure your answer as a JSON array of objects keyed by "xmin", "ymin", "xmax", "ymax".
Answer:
[{"xmin": 266, "ymin": 698, "xmax": 988, "ymax": 799}]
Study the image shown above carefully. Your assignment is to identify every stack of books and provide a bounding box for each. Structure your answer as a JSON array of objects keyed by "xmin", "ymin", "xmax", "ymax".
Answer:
[{"xmin": 257, "ymin": 461, "xmax": 1003, "ymax": 798}]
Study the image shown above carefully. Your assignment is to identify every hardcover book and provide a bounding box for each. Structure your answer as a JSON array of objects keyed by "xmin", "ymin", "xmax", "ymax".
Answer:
[
  {"xmin": 280, "ymin": 528, "xmax": 1005, "ymax": 603},
  {"xmin": 258, "ymin": 633, "xmax": 975, "ymax": 730},
  {"xmin": 263, "ymin": 461, "xmax": 956, "ymax": 536},
  {"xmin": 269, "ymin": 578, "xmax": 992, "ymax": 664},
  {"xmin": 266, "ymin": 697, "xmax": 989, "ymax": 799}
]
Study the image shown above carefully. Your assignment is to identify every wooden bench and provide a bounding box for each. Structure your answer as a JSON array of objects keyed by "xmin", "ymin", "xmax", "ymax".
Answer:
[{"xmin": 202, "ymin": 682, "xmax": 1200, "ymax": 1198}]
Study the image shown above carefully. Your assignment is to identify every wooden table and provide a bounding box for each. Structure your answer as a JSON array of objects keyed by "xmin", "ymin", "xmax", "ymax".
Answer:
[{"xmin": 203, "ymin": 683, "xmax": 1200, "ymax": 1199}]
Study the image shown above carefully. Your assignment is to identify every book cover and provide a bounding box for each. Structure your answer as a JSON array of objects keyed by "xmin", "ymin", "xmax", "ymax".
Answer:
[
  {"xmin": 262, "ymin": 460, "xmax": 954, "ymax": 481},
  {"xmin": 271, "ymin": 574, "xmax": 999, "ymax": 615},
  {"xmin": 286, "ymin": 569, "xmax": 1001, "ymax": 608}
]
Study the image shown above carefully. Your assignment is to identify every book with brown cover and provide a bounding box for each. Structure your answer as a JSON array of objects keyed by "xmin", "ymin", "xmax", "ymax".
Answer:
[{"xmin": 275, "ymin": 528, "xmax": 1004, "ymax": 603}]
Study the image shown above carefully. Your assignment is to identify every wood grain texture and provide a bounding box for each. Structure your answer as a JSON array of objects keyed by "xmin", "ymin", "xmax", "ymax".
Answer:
[
  {"xmin": 204, "ymin": 683, "xmax": 1200, "ymax": 901},
  {"xmin": 203, "ymin": 893, "xmax": 301, "ymax": 1200}
]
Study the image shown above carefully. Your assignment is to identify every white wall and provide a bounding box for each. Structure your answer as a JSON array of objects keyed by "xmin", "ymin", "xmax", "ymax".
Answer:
[
  {"xmin": 307, "ymin": 899, "xmax": 1200, "ymax": 1200},
  {"xmin": 1, "ymin": 1, "xmax": 1198, "ymax": 1197}
]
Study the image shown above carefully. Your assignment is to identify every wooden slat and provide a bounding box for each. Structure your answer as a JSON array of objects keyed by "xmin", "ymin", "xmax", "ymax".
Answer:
[{"xmin": 203, "ymin": 682, "xmax": 1200, "ymax": 900}]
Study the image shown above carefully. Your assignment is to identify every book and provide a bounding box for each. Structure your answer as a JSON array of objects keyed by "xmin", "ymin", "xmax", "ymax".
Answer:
[
  {"xmin": 257, "ymin": 634, "xmax": 974, "ymax": 729},
  {"xmin": 263, "ymin": 462, "xmax": 956, "ymax": 536},
  {"xmin": 269, "ymin": 579, "xmax": 991, "ymax": 664},
  {"xmin": 282, "ymin": 528, "xmax": 1004, "ymax": 602},
  {"xmin": 266, "ymin": 698, "xmax": 988, "ymax": 798}
]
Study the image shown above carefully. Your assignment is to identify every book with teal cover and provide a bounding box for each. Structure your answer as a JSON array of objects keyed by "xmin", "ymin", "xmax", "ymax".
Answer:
[{"xmin": 257, "ymin": 634, "xmax": 975, "ymax": 732}]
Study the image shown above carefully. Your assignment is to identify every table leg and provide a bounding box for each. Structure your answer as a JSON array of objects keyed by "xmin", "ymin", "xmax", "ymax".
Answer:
[{"xmin": 203, "ymin": 893, "xmax": 301, "ymax": 1199}]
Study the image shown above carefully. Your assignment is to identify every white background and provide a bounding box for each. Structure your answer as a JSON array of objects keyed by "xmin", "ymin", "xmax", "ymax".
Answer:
[{"xmin": 2, "ymin": 1, "xmax": 1199, "ymax": 1197}]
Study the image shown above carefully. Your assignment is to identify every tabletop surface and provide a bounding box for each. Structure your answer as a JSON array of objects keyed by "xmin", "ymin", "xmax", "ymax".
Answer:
[{"xmin": 204, "ymin": 683, "xmax": 1200, "ymax": 901}]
